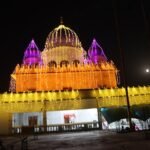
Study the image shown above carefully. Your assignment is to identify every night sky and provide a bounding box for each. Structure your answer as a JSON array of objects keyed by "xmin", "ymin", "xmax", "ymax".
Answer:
[{"xmin": 0, "ymin": 0, "xmax": 150, "ymax": 92}]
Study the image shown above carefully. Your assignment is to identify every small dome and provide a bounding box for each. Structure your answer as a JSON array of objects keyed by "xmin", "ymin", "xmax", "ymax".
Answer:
[
  {"xmin": 23, "ymin": 39, "xmax": 42, "ymax": 65},
  {"xmin": 88, "ymin": 38, "xmax": 107, "ymax": 64},
  {"xmin": 45, "ymin": 24, "xmax": 82, "ymax": 49}
]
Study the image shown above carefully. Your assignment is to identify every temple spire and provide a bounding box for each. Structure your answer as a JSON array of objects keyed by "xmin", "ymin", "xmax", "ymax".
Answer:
[
  {"xmin": 23, "ymin": 39, "xmax": 42, "ymax": 65},
  {"xmin": 88, "ymin": 38, "xmax": 107, "ymax": 63},
  {"xmin": 60, "ymin": 16, "xmax": 63, "ymax": 25}
]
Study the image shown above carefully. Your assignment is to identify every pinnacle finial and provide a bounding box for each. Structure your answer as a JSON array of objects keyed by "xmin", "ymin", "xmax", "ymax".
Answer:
[
  {"xmin": 31, "ymin": 38, "xmax": 35, "ymax": 43},
  {"xmin": 60, "ymin": 17, "xmax": 63, "ymax": 25}
]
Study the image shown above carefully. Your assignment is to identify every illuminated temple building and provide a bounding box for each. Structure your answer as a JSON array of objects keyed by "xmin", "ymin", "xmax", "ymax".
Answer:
[
  {"xmin": 0, "ymin": 22, "xmax": 150, "ymax": 135},
  {"xmin": 9, "ymin": 23, "xmax": 118, "ymax": 92}
]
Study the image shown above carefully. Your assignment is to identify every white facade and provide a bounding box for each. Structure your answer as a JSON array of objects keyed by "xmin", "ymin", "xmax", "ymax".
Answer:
[{"xmin": 12, "ymin": 108, "xmax": 98, "ymax": 127}]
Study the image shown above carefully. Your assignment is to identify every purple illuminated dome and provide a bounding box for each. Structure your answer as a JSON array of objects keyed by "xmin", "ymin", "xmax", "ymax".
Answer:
[
  {"xmin": 23, "ymin": 39, "xmax": 42, "ymax": 65},
  {"xmin": 88, "ymin": 38, "xmax": 107, "ymax": 64}
]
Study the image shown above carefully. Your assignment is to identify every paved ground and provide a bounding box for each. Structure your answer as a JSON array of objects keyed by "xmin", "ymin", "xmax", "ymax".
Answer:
[{"xmin": 0, "ymin": 130, "xmax": 150, "ymax": 150}]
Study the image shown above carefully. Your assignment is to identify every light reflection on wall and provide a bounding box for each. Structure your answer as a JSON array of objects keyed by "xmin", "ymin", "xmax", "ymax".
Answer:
[
  {"xmin": 12, "ymin": 61, "xmax": 118, "ymax": 92},
  {"xmin": 0, "ymin": 86, "xmax": 150, "ymax": 107}
]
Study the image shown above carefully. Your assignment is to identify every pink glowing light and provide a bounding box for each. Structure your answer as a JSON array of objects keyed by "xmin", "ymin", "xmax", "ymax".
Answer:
[
  {"xmin": 23, "ymin": 39, "xmax": 42, "ymax": 65},
  {"xmin": 88, "ymin": 38, "xmax": 107, "ymax": 64}
]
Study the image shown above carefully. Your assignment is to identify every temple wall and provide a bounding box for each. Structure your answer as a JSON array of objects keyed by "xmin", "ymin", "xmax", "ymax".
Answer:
[
  {"xmin": 0, "ymin": 99, "xmax": 98, "ymax": 113},
  {"xmin": 0, "ymin": 87, "xmax": 150, "ymax": 113},
  {"xmin": 43, "ymin": 46, "xmax": 84, "ymax": 64},
  {"xmin": 102, "ymin": 70, "xmax": 117, "ymax": 88},
  {"xmin": 15, "ymin": 69, "xmax": 117, "ymax": 92},
  {"xmin": 12, "ymin": 112, "xmax": 43, "ymax": 126},
  {"xmin": 0, "ymin": 94, "xmax": 149, "ymax": 113},
  {"xmin": 0, "ymin": 112, "xmax": 12, "ymax": 135}
]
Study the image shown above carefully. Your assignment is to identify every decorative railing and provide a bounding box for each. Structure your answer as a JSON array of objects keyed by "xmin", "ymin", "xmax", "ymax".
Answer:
[{"xmin": 12, "ymin": 122, "xmax": 100, "ymax": 134}]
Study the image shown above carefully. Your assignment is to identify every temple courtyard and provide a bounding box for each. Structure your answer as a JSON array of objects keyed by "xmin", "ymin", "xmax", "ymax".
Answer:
[{"xmin": 0, "ymin": 130, "xmax": 150, "ymax": 150}]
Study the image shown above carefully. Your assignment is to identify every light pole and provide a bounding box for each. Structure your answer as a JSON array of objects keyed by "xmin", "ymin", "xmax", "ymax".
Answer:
[
  {"xmin": 96, "ymin": 98, "xmax": 102, "ymax": 129},
  {"xmin": 113, "ymin": 0, "xmax": 132, "ymax": 130},
  {"xmin": 41, "ymin": 99, "xmax": 47, "ymax": 133}
]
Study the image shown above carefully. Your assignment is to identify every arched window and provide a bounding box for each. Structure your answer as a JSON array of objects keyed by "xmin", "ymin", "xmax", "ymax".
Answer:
[
  {"xmin": 48, "ymin": 61, "xmax": 57, "ymax": 67},
  {"xmin": 73, "ymin": 60, "xmax": 80, "ymax": 67},
  {"xmin": 60, "ymin": 60, "xmax": 69, "ymax": 67}
]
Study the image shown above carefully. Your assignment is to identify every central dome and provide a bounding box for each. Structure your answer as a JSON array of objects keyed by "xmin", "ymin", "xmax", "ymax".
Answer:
[
  {"xmin": 45, "ymin": 24, "xmax": 82, "ymax": 49},
  {"xmin": 42, "ymin": 23, "xmax": 85, "ymax": 65}
]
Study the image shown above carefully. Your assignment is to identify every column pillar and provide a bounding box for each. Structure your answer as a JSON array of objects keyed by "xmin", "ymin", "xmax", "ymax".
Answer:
[
  {"xmin": 96, "ymin": 98, "xmax": 102, "ymax": 130},
  {"xmin": 43, "ymin": 100, "xmax": 47, "ymax": 132},
  {"xmin": 0, "ymin": 112, "xmax": 12, "ymax": 135},
  {"xmin": 97, "ymin": 108, "xmax": 102, "ymax": 129}
]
